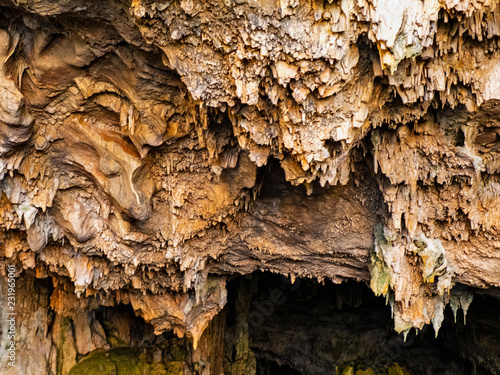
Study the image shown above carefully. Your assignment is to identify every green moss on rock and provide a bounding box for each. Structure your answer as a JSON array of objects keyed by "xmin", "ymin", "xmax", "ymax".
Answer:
[
  {"xmin": 68, "ymin": 347, "xmax": 184, "ymax": 375},
  {"xmin": 336, "ymin": 362, "xmax": 411, "ymax": 375}
]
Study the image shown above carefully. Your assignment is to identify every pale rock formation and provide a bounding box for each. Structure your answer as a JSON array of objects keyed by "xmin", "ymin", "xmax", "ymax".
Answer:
[{"xmin": 0, "ymin": 0, "xmax": 499, "ymax": 373}]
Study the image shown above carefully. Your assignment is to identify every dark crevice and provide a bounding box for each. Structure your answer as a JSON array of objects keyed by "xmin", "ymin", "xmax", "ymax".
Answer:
[{"xmin": 224, "ymin": 273, "xmax": 499, "ymax": 375}]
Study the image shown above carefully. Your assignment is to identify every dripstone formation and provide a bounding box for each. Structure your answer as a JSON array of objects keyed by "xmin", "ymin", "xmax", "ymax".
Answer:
[{"xmin": 0, "ymin": 0, "xmax": 499, "ymax": 374}]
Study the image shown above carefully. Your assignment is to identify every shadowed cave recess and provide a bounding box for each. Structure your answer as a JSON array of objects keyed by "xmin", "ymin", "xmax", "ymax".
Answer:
[{"xmin": 1, "ymin": 0, "xmax": 500, "ymax": 374}]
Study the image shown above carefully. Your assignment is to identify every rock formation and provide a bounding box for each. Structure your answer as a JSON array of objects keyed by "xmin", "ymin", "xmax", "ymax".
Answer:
[{"xmin": 0, "ymin": 0, "xmax": 499, "ymax": 373}]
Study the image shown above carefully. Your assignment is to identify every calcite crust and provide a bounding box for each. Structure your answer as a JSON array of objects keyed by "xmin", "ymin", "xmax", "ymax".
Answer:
[{"xmin": 0, "ymin": 1, "xmax": 500, "ymax": 372}]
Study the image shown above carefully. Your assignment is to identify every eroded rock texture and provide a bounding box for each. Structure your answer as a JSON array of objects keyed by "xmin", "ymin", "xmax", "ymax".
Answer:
[{"xmin": 0, "ymin": 0, "xmax": 500, "ymax": 373}]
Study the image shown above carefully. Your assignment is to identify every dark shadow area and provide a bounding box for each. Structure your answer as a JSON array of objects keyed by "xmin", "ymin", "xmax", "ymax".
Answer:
[
  {"xmin": 441, "ymin": 291, "xmax": 500, "ymax": 375},
  {"xmin": 224, "ymin": 272, "xmax": 500, "ymax": 375}
]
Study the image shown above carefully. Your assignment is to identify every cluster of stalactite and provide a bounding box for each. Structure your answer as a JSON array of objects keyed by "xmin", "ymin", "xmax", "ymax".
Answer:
[{"xmin": 0, "ymin": 0, "xmax": 500, "ymax": 374}]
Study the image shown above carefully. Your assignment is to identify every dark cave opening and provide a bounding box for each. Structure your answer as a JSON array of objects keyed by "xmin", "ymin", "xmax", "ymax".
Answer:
[
  {"xmin": 223, "ymin": 272, "xmax": 500, "ymax": 375},
  {"xmin": 7, "ymin": 270, "xmax": 500, "ymax": 375}
]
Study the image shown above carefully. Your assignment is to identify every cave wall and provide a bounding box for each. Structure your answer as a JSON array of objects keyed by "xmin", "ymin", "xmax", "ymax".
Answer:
[{"xmin": 0, "ymin": 0, "xmax": 500, "ymax": 373}]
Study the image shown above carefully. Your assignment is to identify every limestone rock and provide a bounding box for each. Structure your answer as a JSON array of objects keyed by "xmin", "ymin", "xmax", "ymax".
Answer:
[{"xmin": 0, "ymin": 0, "xmax": 500, "ymax": 373}]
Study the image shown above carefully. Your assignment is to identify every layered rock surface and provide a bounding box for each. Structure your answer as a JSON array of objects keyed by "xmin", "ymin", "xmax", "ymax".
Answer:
[{"xmin": 0, "ymin": 0, "xmax": 500, "ymax": 373}]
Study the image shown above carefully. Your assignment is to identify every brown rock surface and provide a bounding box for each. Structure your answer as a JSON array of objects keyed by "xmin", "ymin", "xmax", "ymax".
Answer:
[{"xmin": 0, "ymin": 0, "xmax": 499, "ymax": 374}]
